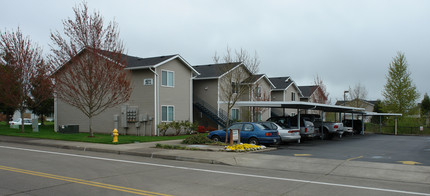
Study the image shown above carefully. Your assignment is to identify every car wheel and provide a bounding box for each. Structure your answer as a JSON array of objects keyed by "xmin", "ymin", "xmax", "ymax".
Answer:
[
  {"xmin": 322, "ymin": 129, "xmax": 332, "ymax": 140},
  {"xmin": 248, "ymin": 138, "xmax": 259, "ymax": 145},
  {"xmin": 211, "ymin": 135, "xmax": 221, "ymax": 142}
]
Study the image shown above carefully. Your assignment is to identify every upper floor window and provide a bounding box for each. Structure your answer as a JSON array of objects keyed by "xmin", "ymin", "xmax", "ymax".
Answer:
[
  {"xmin": 256, "ymin": 86, "xmax": 262, "ymax": 98},
  {"xmin": 161, "ymin": 70, "xmax": 174, "ymax": 87},
  {"xmin": 232, "ymin": 82, "xmax": 238, "ymax": 94},
  {"xmin": 291, "ymin": 92, "xmax": 296, "ymax": 101}
]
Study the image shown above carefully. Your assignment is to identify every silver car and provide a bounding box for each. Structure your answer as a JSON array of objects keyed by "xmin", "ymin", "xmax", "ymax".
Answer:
[{"xmin": 258, "ymin": 122, "xmax": 301, "ymax": 144}]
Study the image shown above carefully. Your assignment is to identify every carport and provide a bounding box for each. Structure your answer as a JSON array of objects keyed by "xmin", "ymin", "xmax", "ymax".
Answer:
[
  {"xmin": 231, "ymin": 101, "xmax": 365, "ymax": 138},
  {"xmin": 357, "ymin": 112, "xmax": 402, "ymax": 135},
  {"xmin": 232, "ymin": 101, "xmax": 403, "ymax": 136}
]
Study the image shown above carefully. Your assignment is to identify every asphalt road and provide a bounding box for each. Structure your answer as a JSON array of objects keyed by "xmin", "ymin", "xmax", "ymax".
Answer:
[
  {"xmin": 264, "ymin": 133, "xmax": 430, "ymax": 166},
  {"xmin": 1, "ymin": 143, "xmax": 429, "ymax": 196}
]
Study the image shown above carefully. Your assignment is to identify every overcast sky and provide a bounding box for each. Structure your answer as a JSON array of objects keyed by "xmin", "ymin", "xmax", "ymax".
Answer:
[{"xmin": 2, "ymin": 0, "xmax": 429, "ymax": 103}]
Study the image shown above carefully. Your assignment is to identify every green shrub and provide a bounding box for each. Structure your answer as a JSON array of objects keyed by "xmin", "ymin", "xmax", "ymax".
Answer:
[{"xmin": 181, "ymin": 133, "xmax": 213, "ymax": 144}]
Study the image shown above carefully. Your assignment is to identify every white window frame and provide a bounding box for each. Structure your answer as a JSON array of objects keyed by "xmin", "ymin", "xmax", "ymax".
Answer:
[
  {"xmin": 231, "ymin": 108, "xmax": 239, "ymax": 121},
  {"xmin": 161, "ymin": 70, "xmax": 174, "ymax": 87},
  {"xmin": 291, "ymin": 92, "xmax": 296, "ymax": 101},
  {"xmin": 232, "ymin": 82, "xmax": 238, "ymax": 94},
  {"xmin": 161, "ymin": 105, "xmax": 175, "ymax": 122},
  {"xmin": 256, "ymin": 86, "xmax": 262, "ymax": 98}
]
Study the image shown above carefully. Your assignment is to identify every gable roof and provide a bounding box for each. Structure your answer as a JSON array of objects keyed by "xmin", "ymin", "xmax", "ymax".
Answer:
[
  {"xmin": 299, "ymin": 85, "xmax": 319, "ymax": 98},
  {"xmin": 269, "ymin": 76, "xmax": 292, "ymax": 90},
  {"xmin": 193, "ymin": 62, "xmax": 242, "ymax": 80},
  {"xmin": 269, "ymin": 76, "xmax": 303, "ymax": 96},
  {"xmin": 123, "ymin": 53, "xmax": 199, "ymax": 74},
  {"xmin": 243, "ymin": 74, "xmax": 276, "ymax": 88}
]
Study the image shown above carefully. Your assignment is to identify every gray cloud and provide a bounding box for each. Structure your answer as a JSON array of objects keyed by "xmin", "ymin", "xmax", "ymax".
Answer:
[{"xmin": 2, "ymin": 0, "xmax": 429, "ymax": 102}]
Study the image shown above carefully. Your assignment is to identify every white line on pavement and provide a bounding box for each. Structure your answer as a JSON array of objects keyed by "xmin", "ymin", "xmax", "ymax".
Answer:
[{"xmin": 1, "ymin": 145, "xmax": 429, "ymax": 196}]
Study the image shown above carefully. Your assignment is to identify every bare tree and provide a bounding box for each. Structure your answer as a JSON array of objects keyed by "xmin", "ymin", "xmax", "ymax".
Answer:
[
  {"xmin": 348, "ymin": 82, "xmax": 368, "ymax": 108},
  {"xmin": 250, "ymin": 82, "xmax": 271, "ymax": 122},
  {"xmin": 0, "ymin": 28, "xmax": 52, "ymax": 132},
  {"xmin": 311, "ymin": 75, "xmax": 329, "ymax": 104},
  {"xmin": 50, "ymin": 2, "xmax": 132, "ymax": 137},
  {"xmin": 213, "ymin": 47, "xmax": 260, "ymax": 144}
]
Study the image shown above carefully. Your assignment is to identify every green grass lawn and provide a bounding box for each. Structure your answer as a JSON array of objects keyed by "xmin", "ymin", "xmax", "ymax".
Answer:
[{"xmin": 0, "ymin": 122, "xmax": 191, "ymax": 144}]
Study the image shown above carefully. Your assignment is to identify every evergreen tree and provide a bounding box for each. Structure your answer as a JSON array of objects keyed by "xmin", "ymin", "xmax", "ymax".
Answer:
[
  {"xmin": 421, "ymin": 93, "xmax": 430, "ymax": 116},
  {"xmin": 371, "ymin": 100, "xmax": 384, "ymax": 124},
  {"xmin": 382, "ymin": 52, "xmax": 419, "ymax": 116}
]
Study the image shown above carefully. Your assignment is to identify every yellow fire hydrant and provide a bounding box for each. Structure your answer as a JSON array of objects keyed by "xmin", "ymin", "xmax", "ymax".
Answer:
[{"xmin": 112, "ymin": 129, "xmax": 119, "ymax": 143}]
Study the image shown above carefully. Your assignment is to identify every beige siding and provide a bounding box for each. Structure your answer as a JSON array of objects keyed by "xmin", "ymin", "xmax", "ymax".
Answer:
[
  {"xmin": 56, "ymin": 69, "xmax": 156, "ymax": 135},
  {"xmin": 156, "ymin": 59, "xmax": 193, "ymax": 135},
  {"xmin": 193, "ymin": 79, "xmax": 219, "ymax": 128},
  {"xmin": 193, "ymin": 79, "xmax": 218, "ymax": 109}
]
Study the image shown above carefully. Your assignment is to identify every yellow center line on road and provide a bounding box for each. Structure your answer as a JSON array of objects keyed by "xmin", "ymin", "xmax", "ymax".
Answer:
[
  {"xmin": 0, "ymin": 165, "xmax": 172, "ymax": 196},
  {"xmin": 294, "ymin": 154, "xmax": 312, "ymax": 157},
  {"xmin": 346, "ymin": 156, "xmax": 363, "ymax": 161}
]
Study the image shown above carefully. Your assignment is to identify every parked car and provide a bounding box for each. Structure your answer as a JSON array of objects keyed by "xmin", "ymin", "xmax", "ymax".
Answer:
[
  {"xmin": 207, "ymin": 122, "xmax": 280, "ymax": 145},
  {"xmin": 9, "ymin": 118, "xmax": 40, "ymax": 125},
  {"xmin": 257, "ymin": 122, "xmax": 301, "ymax": 143},
  {"xmin": 342, "ymin": 119, "xmax": 363, "ymax": 134},
  {"xmin": 299, "ymin": 114, "xmax": 344, "ymax": 139},
  {"xmin": 267, "ymin": 116, "xmax": 316, "ymax": 138}
]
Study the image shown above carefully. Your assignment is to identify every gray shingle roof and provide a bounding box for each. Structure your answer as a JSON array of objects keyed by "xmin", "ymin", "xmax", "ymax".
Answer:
[
  {"xmin": 97, "ymin": 49, "xmax": 177, "ymax": 69},
  {"xmin": 269, "ymin": 77, "xmax": 292, "ymax": 90},
  {"xmin": 243, "ymin": 74, "xmax": 264, "ymax": 84},
  {"xmin": 299, "ymin": 85, "xmax": 318, "ymax": 98},
  {"xmin": 193, "ymin": 62, "xmax": 241, "ymax": 79},
  {"xmin": 123, "ymin": 54, "xmax": 177, "ymax": 69}
]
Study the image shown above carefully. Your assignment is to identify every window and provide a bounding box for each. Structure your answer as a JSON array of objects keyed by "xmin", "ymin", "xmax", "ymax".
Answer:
[
  {"xmin": 161, "ymin": 106, "xmax": 174, "ymax": 122},
  {"xmin": 228, "ymin": 123, "xmax": 242, "ymax": 130},
  {"xmin": 161, "ymin": 70, "xmax": 174, "ymax": 87},
  {"xmin": 231, "ymin": 108, "xmax": 239, "ymax": 121},
  {"xmin": 243, "ymin": 124, "xmax": 254, "ymax": 131},
  {"xmin": 232, "ymin": 82, "xmax": 238, "ymax": 94},
  {"xmin": 291, "ymin": 92, "xmax": 296, "ymax": 101},
  {"xmin": 257, "ymin": 112, "xmax": 262, "ymax": 122},
  {"xmin": 256, "ymin": 86, "xmax": 262, "ymax": 98}
]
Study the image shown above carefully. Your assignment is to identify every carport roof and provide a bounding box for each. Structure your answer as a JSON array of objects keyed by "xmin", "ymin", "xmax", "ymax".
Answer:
[{"xmin": 230, "ymin": 101, "xmax": 366, "ymax": 113}]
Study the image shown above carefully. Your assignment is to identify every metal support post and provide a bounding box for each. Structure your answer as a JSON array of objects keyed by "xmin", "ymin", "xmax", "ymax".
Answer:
[
  {"xmin": 395, "ymin": 117, "xmax": 398, "ymax": 135},
  {"xmin": 362, "ymin": 114, "xmax": 365, "ymax": 135}
]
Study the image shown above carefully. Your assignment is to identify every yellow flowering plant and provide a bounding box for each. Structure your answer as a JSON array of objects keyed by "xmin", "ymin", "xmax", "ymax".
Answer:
[{"xmin": 224, "ymin": 143, "xmax": 266, "ymax": 152}]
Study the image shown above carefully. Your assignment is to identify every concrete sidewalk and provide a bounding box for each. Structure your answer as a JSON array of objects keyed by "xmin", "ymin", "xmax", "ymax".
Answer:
[{"xmin": 1, "ymin": 135, "xmax": 429, "ymax": 185}]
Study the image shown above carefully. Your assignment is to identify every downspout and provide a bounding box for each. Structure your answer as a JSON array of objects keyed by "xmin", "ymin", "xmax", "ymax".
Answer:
[
  {"xmin": 190, "ymin": 72, "xmax": 197, "ymax": 122},
  {"xmin": 149, "ymin": 67, "xmax": 159, "ymax": 136}
]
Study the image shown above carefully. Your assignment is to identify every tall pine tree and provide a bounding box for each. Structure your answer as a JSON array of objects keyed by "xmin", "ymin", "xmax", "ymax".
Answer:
[
  {"xmin": 382, "ymin": 52, "xmax": 419, "ymax": 116},
  {"xmin": 421, "ymin": 93, "xmax": 430, "ymax": 116}
]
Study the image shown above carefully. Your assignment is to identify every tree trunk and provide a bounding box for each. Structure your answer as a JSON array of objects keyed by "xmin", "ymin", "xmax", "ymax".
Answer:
[
  {"xmin": 89, "ymin": 116, "xmax": 93, "ymax": 137},
  {"xmin": 41, "ymin": 115, "xmax": 45, "ymax": 126},
  {"xmin": 20, "ymin": 110, "xmax": 24, "ymax": 133},
  {"xmin": 225, "ymin": 107, "xmax": 230, "ymax": 145}
]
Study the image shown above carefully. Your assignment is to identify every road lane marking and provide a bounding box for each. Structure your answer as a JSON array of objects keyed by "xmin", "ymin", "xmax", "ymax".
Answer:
[
  {"xmin": 294, "ymin": 154, "xmax": 312, "ymax": 157},
  {"xmin": 346, "ymin": 156, "xmax": 363, "ymax": 161},
  {"xmin": 1, "ymin": 145, "xmax": 430, "ymax": 196},
  {"xmin": 0, "ymin": 165, "xmax": 171, "ymax": 196},
  {"xmin": 398, "ymin": 161, "xmax": 422, "ymax": 165}
]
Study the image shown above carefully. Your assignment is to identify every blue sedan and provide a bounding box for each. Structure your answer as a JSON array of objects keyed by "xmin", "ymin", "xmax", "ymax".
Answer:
[{"xmin": 207, "ymin": 122, "xmax": 280, "ymax": 145}]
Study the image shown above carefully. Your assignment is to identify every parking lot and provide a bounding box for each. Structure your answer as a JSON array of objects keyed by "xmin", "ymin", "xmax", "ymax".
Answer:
[{"xmin": 263, "ymin": 133, "xmax": 430, "ymax": 166}]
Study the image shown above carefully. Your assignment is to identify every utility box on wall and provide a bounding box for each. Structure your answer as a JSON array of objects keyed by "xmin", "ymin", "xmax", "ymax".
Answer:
[
  {"xmin": 127, "ymin": 106, "xmax": 139, "ymax": 123},
  {"xmin": 121, "ymin": 105, "xmax": 128, "ymax": 128}
]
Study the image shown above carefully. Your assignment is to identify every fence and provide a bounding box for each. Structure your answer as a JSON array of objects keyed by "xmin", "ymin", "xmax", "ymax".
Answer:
[{"xmin": 365, "ymin": 123, "xmax": 430, "ymax": 135}]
